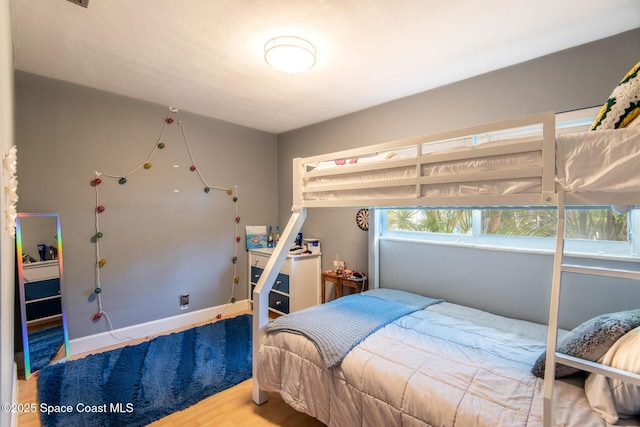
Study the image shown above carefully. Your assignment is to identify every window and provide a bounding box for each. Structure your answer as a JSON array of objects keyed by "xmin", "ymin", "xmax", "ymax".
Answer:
[
  {"xmin": 385, "ymin": 208, "xmax": 628, "ymax": 240},
  {"xmin": 386, "ymin": 209, "xmax": 472, "ymax": 234},
  {"xmin": 483, "ymin": 208, "xmax": 627, "ymax": 240},
  {"xmin": 382, "ymin": 207, "xmax": 633, "ymax": 257}
]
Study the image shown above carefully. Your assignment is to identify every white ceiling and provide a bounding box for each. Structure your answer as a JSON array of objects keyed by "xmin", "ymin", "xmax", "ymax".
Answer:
[{"xmin": 9, "ymin": 0, "xmax": 640, "ymax": 134}]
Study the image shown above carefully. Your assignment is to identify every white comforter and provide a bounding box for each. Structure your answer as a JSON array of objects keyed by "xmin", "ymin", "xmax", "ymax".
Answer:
[{"xmin": 257, "ymin": 302, "xmax": 638, "ymax": 427}]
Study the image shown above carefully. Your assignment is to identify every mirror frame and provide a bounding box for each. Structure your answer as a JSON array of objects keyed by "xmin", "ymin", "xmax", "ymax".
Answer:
[{"xmin": 16, "ymin": 212, "xmax": 69, "ymax": 377}]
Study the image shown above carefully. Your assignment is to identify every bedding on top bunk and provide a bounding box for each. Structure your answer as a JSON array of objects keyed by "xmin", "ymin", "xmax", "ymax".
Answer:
[
  {"xmin": 302, "ymin": 127, "xmax": 640, "ymax": 200},
  {"xmin": 257, "ymin": 289, "xmax": 640, "ymax": 427}
]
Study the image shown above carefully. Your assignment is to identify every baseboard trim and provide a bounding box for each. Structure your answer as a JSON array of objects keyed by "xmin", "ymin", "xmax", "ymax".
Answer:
[{"xmin": 68, "ymin": 299, "xmax": 251, "ymax": 357}]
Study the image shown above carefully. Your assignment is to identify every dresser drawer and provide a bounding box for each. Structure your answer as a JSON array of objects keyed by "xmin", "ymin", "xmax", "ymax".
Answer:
[
  {"xmin": 251, "ymin": 266, "xmax": 290, "ymax": 293},
  {"xmin": 269, "ymin": 292, "xmax": 290, "ymax": 314},
  {"xmin": 24, "ymin": 278, "xmax": 60, "ymax": 301},
  {"xmin": 250, "ymin": 284, "xmax": 290, "ymax": 314},
  {"xmin": 23, "ymin": 262, "xmax": 59, "ymax": 282},
  {"xmin": 250, "ymin": 253, "xmax": 291, "ymax": 274},
  {"xmin": 26, "ymin": 297, "xmax": 62, "ymax": 322},
  {"xmin": 273, "ymin": 274, "xmax": 290, "ymax": 293},
  {"xmin": 250, "ymin": 266, "xmax": 263, "ymax": 284}
]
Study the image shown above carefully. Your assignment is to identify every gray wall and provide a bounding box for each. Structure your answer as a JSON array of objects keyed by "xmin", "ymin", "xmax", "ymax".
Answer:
[
  {"xmin": 277, "ymin": 28, "xmax": 640, "ymax": 328},
  {"xmin": 15, "ymin": 72, "xmax": 278, "ymax": 340},
  {"xmin": 381, "ymin": 241, "xmax": 640, "ymax": 329}
]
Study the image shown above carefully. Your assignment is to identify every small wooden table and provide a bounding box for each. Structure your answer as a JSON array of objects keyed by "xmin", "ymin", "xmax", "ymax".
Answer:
[{"xmin": 321, "ymin": 271, "xmax": 368, "ymax": 303}]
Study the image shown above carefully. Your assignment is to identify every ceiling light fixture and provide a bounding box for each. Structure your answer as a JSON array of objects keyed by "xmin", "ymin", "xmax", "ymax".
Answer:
[
  {"xmin": 66, "ymin": 0, "xmax": 90, "ymax": 7},
  {"xmin": 264, "ymin": 36, "xmax": 316, "ymax": 73}
]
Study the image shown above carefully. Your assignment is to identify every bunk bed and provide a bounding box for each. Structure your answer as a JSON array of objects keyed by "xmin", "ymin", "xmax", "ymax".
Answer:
[{"xmin": 251, "ymin": 109, "xmax": 640, "ymax": 426}]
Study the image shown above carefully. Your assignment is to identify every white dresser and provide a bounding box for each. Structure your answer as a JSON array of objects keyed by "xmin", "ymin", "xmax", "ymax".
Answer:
[
  {"xmin": 22, "ymin": 260, "xmax": 62, "ymax": 324},
  {"xmin": 248, "ymin": 248, "xmax": 321, "ymax": 315}
]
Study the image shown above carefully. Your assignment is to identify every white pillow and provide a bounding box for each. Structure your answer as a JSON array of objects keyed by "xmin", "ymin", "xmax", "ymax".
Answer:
[{"xmin": 585, "ymin": 327, "xmax": 640, "ymax": 424}]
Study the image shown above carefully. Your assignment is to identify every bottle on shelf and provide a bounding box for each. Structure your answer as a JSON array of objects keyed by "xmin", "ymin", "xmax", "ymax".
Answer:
[
  {"xmin": 267, "ymin": 225, "xmax": 274, "ymax": 248},
  {"xmin": 275, "ymin": 226, "xmax": 280, "ymax": 246}
]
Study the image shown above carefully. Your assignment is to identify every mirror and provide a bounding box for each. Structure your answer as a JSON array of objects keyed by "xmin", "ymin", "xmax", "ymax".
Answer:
[{"xmin": 15, "ymin": 213, "xmax": 68, "ymax": 378}]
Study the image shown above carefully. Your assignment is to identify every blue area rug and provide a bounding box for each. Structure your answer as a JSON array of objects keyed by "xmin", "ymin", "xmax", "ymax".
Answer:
[
  {"xmin": 37, "ymin": 314, "xmax": 252, "ymax": 427},
  {"xmin": 29, "ymin": 325, "xmax": 65, "ymax": 373}
]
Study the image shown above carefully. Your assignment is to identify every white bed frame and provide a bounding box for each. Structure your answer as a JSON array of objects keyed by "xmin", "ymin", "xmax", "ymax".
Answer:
[{"xmin": 251, "ymin": 111, "xmax": 640, "ymax": 427}]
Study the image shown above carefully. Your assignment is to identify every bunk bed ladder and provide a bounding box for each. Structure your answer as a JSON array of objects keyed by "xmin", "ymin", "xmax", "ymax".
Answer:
[
  {"xmin": 252, "ymin": 208, "xmax": 307, "ymax": 405},
  {"xmin": 543, "ymin": 192, "xmax": 640, "ymax": 427}
]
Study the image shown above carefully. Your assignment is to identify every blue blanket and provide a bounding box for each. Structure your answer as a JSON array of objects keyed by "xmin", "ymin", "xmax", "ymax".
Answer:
[{"xmin": 266, "ymin": 289, "xmax": 443, "ymax": 367}]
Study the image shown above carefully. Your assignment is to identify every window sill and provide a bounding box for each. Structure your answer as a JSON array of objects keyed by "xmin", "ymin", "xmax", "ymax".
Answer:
[{"xmin": 379, "ymin": 234, "xmax": 640, "ymax": 263}]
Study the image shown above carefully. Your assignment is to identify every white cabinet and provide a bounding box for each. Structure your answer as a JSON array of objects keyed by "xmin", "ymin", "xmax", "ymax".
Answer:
[
  {"xmin": 248, "ymin": 248, "xmax": 321, "ymax": 315},
  {"xmin": 22, "ymin": 260, "xmax": 62, "ymax": 324}
]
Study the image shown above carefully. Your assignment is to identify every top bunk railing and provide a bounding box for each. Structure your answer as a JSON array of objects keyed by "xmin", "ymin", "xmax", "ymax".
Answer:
[
  {"xmin": 294, "ymin": 111, "xmax": 557, "ymax": 209},
  {"xmin": 294, "ymin": 108, "xmax": 640, "ymax": 210}
]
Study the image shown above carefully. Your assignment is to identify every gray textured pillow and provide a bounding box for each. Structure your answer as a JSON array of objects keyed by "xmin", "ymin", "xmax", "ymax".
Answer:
[{"xmin": 531, "ymin": 309, "xmax": 640, "ymax": 378}]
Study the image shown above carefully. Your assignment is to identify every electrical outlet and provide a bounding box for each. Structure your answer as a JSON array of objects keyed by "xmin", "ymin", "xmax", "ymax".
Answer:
[{"xmin": 180, "ymin": 294, "xmax": 189, "ymax": 310}]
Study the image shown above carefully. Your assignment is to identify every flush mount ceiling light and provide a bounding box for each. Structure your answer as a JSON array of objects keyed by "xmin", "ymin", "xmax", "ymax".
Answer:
[{"xmin": 264, "ymin": 36, "xmax": 316, "ymax": 73}]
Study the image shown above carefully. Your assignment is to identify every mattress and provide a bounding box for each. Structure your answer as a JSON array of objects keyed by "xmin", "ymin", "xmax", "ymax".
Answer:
[
  {"xmin": 257, "ymin": 298, "xmax": 639, "ymax": 427},
  {"xmin": 302, "ymin": 128, "xmax": 640, "ymax": 201}
]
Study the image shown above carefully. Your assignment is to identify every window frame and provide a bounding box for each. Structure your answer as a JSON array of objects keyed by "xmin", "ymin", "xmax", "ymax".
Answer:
[{"xmin": 381, "ymin": 207, "xmax": 636, "ymax": 260}]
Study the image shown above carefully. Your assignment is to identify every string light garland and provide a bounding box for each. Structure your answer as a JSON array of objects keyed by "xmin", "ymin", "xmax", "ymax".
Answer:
[{"xmin": 90, "ymin": 107, "xmax": 241, "ymax": 332}]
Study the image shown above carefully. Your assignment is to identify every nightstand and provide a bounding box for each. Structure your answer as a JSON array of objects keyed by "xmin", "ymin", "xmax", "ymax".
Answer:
[{"xmin": 321, "ymin": 271, "xmax": 368, "ymax": 303}]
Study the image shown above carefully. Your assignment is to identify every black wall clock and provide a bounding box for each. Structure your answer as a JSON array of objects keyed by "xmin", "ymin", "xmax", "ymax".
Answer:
[{"xmin": 356, "ymin": 209, "xmax": 369, "ymax": 231}]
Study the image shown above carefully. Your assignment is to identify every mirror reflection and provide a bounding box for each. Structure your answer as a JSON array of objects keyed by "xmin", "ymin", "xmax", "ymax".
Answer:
[{"xmin": 15, "ymin": 213, "xmax": 68, "ymax": 378}]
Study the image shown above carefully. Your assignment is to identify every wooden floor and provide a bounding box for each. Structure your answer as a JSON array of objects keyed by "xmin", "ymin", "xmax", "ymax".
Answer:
[{"xmin": 17, "ymin": 314, "xmax": 325, "ymax": 427}]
